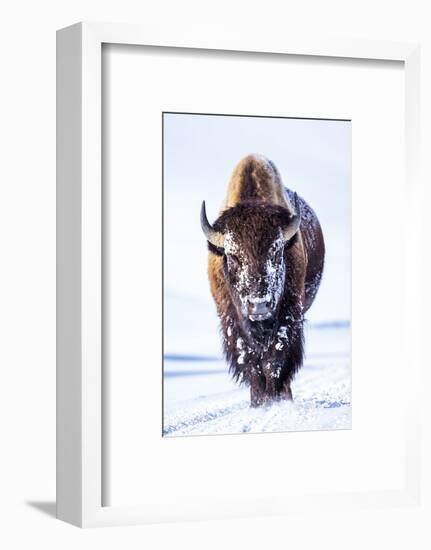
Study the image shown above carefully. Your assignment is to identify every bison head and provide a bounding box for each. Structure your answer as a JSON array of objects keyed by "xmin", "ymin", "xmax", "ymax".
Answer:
[{"xmin": 201, "ymin": 197, "xmax": 301, "ymax": 346}]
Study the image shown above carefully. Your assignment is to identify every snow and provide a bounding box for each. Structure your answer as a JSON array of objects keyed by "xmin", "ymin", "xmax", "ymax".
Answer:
[
  {"xmin": 163, "ymin": 321, "xmax": 351, "ymax": 437},
  {"xmin": 237, "ymin": 351, "xmax": 246, "ymax": 365}
]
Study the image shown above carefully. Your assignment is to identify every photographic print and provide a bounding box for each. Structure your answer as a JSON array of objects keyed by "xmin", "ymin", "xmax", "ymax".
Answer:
[{"xmin": 163, "ymin": 112, "xmax": 351, "ymax": 437}]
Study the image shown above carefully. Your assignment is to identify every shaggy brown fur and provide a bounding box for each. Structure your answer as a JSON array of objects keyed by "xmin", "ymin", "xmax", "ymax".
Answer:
[{"xmin": 204, "ymin": 154, "xmax": 325, "ymax": 406}]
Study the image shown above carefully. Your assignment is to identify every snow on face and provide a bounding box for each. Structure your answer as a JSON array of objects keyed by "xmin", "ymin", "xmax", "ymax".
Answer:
[
  {"xmin": 224, "ymin": 230, "xmax": 286, "ymax": 314},
  {"xmin": 263, "ymin": 234, "xmax": 286, "ymax": 308}
]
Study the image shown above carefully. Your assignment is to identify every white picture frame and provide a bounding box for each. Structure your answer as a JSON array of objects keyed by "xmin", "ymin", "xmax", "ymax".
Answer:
[{"xmin": 56, "ymin": 21, "xmax": 424, "ymax": 528}]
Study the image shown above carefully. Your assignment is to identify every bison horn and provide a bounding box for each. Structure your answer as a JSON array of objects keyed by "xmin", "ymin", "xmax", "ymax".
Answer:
[
  {"xmin": 200, "ymin": 201, "xmax": 225, "ymax": 249},
  {"xmin": 282, "ymin": 192, "xmax": 301, "ymax": 241}
]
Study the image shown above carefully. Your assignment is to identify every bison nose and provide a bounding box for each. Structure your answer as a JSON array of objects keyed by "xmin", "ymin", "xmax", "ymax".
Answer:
[{"xmin": 247, "ymin": 299, "xmax": 272, "ymax": 322}]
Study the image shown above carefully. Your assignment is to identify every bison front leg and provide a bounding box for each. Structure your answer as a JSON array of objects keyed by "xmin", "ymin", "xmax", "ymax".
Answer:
[
  {"xmin": 249, "ymin": 370, "xmax": 267, "ymax": 407},
  {"xmin": 279, "ymin": 381, "xmax": 293, "ymax": 400},
  {"xmin": 263, "ymin": 363, "xmax": 293, "ymax": 402}
]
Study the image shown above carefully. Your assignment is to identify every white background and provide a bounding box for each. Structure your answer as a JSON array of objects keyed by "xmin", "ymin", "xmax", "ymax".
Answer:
[
  {"xmin": 1, "ymin": 1, "xmax": 431, "ymax": 549},
  {"xmin": 104, "ymin": 44, "xmax": 405, "ymax": 507}
]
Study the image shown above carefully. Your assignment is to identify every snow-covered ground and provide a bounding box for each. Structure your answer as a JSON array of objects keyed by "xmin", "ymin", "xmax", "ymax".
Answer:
[{"xmin": 163, "ymin": 322, "xmax": 351, "ymax": 437}]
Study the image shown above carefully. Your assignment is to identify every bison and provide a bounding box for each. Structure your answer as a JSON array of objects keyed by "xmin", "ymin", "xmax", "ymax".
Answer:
[{"xmin": 200, "ymin": 154, "xmax": 325, "ymax": 406}]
